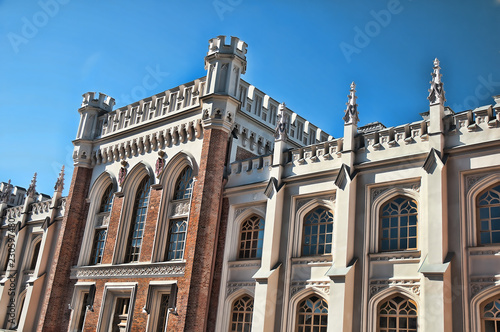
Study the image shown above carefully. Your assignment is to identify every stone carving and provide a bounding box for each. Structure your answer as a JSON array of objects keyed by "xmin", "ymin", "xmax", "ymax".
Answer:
[
  {"xmin": 343, "ymin": 82, "xmax": 359, "ymax": 125},
  {"xmin": 31, "ymin": 201, "xmax": 51, "ymax": 215},
  {"xmin": 274, "ymin": 103, "xmax": 288, "ymax": 141},
  {"xmin": 369, "ymin": 279, "xmax": 420, "ymax": 298},
  {"xmin": 171, "ymin": 201, "xmax": 190, "ymax": 217},
  {"xmin": 234, "ymin": 205, "xmax": 265, "ymax": 220},
  {"xmin": 26, "ymin": 173, "xmax": 37, "ymax": 198},
  {"xmin": 296, "ymin": 195, "xmax": 335, "ymax": 212},
  {"xmin": 371, "ymin": 182, "xmax": 420, "ymax": 203},
  {"xmin": 0, "ymin": 179, "xmax": 13, "ymax": 204},
  {"xmin": 71, "ymin": 262, "xmax": 185, "ymax": 279},
  {"xmin": 155, "ymin": 151, "xmax": 166, "ymax": 178},
  {"xmin": 226, "ymin": 282, "xmax": 255, "ymax": 297},
  {"xmin": 118, "ymin": 161, "xmax": 128, "ymax": 186},
  {"xmin": 54, "ymin": 166, "xmax": 65, "ymax": 192},
  {"xmin": 470, "ymin": 277, "xmax": 500, "ymax": 296},
  {"xmin": 466, "ymin": 173, "xmax": 489, "ymax": 192},
  {"xmin": 428, "ymin": 58, "xmax": 446, "ymax": 105},
  {"xmin": 290, "ymin": 281, "xmax": 330, "ymax": 297}
]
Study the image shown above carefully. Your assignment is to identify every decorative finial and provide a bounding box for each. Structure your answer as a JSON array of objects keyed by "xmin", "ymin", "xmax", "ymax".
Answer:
[
  {"xmin": 428, "ymin": 58, "xmax": 446, "ymax": 105},
  {"xmin": 274, "ymin": 102, "xmax": 288, "ymax": 141},
  {"xmin": 54, "ymin": 165, "xmax": 65, "ymax": 192},
  {"xmin": 343, "ymin": 82, "xmax": 359, "ymax": 125},
  {"xmin": 0, "ymin": 180, "xmax": 13, "ymax": 204},
  {"xmin": 27, "ymin": 173, "xmax": 37, "ymax": 198}
]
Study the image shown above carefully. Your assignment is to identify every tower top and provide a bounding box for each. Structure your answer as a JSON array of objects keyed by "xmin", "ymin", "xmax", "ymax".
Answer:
[
  {"xmin": 343, "ymin": 82, "xmax": 359, "ymax": 125},
  {"xmin": 428, "ymin": 58, "xmax": 446, "ymax": 105},
  {"xmin": 80, "ymin": 92, "xmax": 115, "ymax": 112},
  {"xmin": 207, "ymin": 36, "xmax": 247, "ymax": 61}
]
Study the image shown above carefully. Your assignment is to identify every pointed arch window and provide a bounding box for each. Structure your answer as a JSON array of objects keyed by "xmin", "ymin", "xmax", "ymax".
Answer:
[
  {"xmin": 380, "ymin": 197, "xmax": 418, "ymax": 251},
  {"xmin": 378, "ymin": 295, "xmax": 417, "ymax": 331},
  {"xmin": 230, "ymin": 295, "xmax": 253, "ymax": 332},
  {"xmin": 29, "ymin": 239, "xmax": 41, "ymax": 270},
  {"xmin": 89, "ymin": 183, "xmax": 114, "ymax": 265},
  {"xmin": 477, "ymin": 184, "xmax": 500, "ymax": 245},
  {"xmin": 238, "ymin": 215, "xmax": 264, "ymax": 259},
  {"xmin": 125, "ymin": 176, "xmax": 150, "ymax": 263},
  {"xmin": 297, "ymin": 295, "xmax": 328, "ymax": 332},
  {"xmin": 302, "ymin": 207, "xmax": 334, "ymax": 256},
  {"xmin": 482, "ymin": 296, "xmax": 500, "ymax": 331},
  {"xmin": 173, "ymin": 167, "xmax": 194, "ymax": 200}
]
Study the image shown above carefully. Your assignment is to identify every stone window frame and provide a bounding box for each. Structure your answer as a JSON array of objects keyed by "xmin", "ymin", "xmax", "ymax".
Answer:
[
  {"xmin": 292, "ymin": 198, "xmax": 335, "ymax": 259},
  {"xmin": 229, "ymin": 294, "xmax": 254, "ymax": 332},
  {"xmin": 379, "ymin": 196, "xmax": 418, "ymax": 252},
  {"xmin": 77, "ymin": 172, "xmax": 116, "ymax": 267},
  {"xmin": 96, "ymin": 282, "xmax": 138, "ymax": 332},
  {"xmin": 227, "ymin": 207, "xmax": 265, "ymax": 262},
  {"xmin": 221, "ymin": 288, "xmax": 255, "ymax": 332},
  {"xmin": 286, "ymin": 288, "xmax": 329, "ymax": 332},
  {"xmin": 68, "ymin": 282, "xmax": 95, "ymax": 332},
  {"xmin": 27, "ymin": 235, "xmax": 42, "ymax": 271},
  {"xmin": 152, "ymin": 152, "xmax": 198, "ymax": 263},
  {"xmin": 113, "ymin": 162, "xmax": 154, "ymax": 264},
  {"xmin": 470, "ymin": 285, "xmax": 500, "ymax": 331},
  {"xmin": 237, "ymin": 214, "xmax": 265, "ymax": 260},
  {"xmin": 143, "ymin": 281, "xmax": 177, "ymax": 332},
  {"xmin": 366, "ymin": 286, "xmax": 420, "ymax": 332},
  {"xmin": 466, "ymin": 174, "xmax": 500, "ymax": 248},
  {"xmin": 368, "ymin": 187, "xmax": 420, "ymax": 254},
  {"xmin": 11, "ymin": 288, "xmax": 27, "ymax": 330}
]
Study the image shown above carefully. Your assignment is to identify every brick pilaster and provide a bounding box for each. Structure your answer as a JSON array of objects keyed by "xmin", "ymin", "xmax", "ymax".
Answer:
[{"xmin": 37, "ymin": 166, "xmax": 92, "ymax": 332}]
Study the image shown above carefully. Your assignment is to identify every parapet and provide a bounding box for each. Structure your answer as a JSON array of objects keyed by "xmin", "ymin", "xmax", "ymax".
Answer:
[
  {"xmin": 81, "ymin": 92, "xmax": 115, "ymax": 112},
  {"xmin": 207, "ymin": 35, "xmax": 247, "ymax": 60}
]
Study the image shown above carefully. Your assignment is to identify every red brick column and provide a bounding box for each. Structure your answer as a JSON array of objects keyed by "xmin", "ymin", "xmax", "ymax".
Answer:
[
  {"xmin": 37, "ymin": 166, "xmax": 92, "ymax": 332},
  {"xmin": 173, "ymin": 127, "xmax": 229, "ymax": 331}
]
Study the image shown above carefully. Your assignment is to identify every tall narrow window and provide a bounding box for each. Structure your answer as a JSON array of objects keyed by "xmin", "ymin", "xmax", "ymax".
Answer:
[
  {"xmin": 166, "ymin": 219, "xmax": 188, "ymax": 261},
  {"xmin": 125, "ymin": 176, "xmax": 150, "ymax": 263},
  {"xmin": 297, "ymin": 295, "xmax": 328, "ymax": 332},
  {"xmin": 29, "ymin": 239, "xmax": 41, "ymax": 270},
  {"xmin": 112, "ymin": 297, "xmax": 130, "ymax": 332},
  {"xmin": 174, "ymin": 167, "xmax": 194, "ymax": 200},
  {"xmin": 482, "ymin": 297, "xmax": 500, "ymax": 331},
  {"xmin": 478, "ymin": 184, "xmax": 500, "ymax": 245},
  {"xmin": 378, "ymin": 295, "xmax": 417, "ymax": 332},
  {"xmin": 302, "ymin": 207, "xmax": 334, "ymax": 256},
  {"xmin": 238, "ymin": 215, "xmax": 264, "ymax": 259},
  {"xmin": 76, "ymin": 292, "xmax": 89, "ymax": 332},
  {"xmin": 89, "ymin": 184, "xmax": 113, "ymax": 265},
  {"xmin": 156, "ymin": 294, "xmax": 170, "ymax": 332},
  {"xmin": 230, "ymin": 295, "xmax": 253, "ymax": 332},
  {"xmin": 380, "ymin": 197, "xmax": 418, "ymax": 251}
]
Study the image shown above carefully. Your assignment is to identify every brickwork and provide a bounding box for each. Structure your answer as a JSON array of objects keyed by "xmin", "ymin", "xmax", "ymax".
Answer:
[
  {"xmin": 37, "ymin": 166, "xmax": 92, "ymax": 332},
  {"xmin": 207, "ymin": 196, "xmax": 230, "ymax": 332},
  {"xmin": 140, "ymin": 187, "xmax": 162, "ymax": 262},
  {"xmin": 100, "ymin": 194, "xmax": 123, "ymax": 265},
  {"xmin": 236, "ymin": 146, "xmax": 257, "ymax": 161}
]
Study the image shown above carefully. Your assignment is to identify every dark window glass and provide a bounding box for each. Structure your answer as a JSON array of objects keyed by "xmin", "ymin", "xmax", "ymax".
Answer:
[
  {"xmin": 230, "ymin": 295, "xmax": 253, "ymax": 332},
  {"xmin": 380, "ymin": 197, "xmax": 418, "ymax": 251},
  {"xmin": 125, "ymin": 176, "xmax": 150, "ymax": 262},
  {"xmin": 378, "ymin": 295, "xmax": 417, "ymax": 332},
  {"xmin": 238, "ymin": 216, "xmax": 265, "ymax": 259},
  {"xmin": 297, "ymin": 295, "xmax": 328, "ymax": 332},
  {"xmin": 166, "ymin": 219, "xmax": 187, "ymax": 261},
  {"xmin": 302, "ymin": 207, "xmax": 334, "ymax": 256},
  {"xmin": 478, "ymin": 185, "xmax": 500, "ymax": 245},
  {"xmin": 89, "ymin": 229, "xmax": 107, "ymax": 265},
  {"xmin": 174, "ymin": 167, "xmax": 194, "ymax": 200}
]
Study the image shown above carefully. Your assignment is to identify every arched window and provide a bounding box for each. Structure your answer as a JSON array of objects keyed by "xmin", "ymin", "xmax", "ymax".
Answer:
[
  {"xmin": 380, "ymin": 197, "xmax": 418, "ymax": 251},
  {"xmin": 482, "ymin": 296, "xmax": 500, "ymax": 331},
  {"xmin": 89, "ymin": 184, "xmax": 113, "ymax": 265},
  {"xmin": 29, "ymin": 239, "xmax": 41, "ymax": 270},
  {"xmin": 302, "ymin": 207, "xmax": 333, "ymax": 256},
  {"xmin": 297, "ymin": 295, "xmax": 328, "ymax": 332},
  {"xmin": 173, "ymin": 166, "xmax": 194, "ymax": 200},
  {"xmin": 125, "ymin": 176, "xmax": 150, "ymax": 263},
  {"xmin": 477, "ymin": 184, "xmax": 500, "ymax": 245},
  {"xmin": 165, "ymin": 219, "xmax": 188, "ymax": 261},
  {"xmin": 229, "ymin": 295, "xmax": 253, "ymax": 332},
  {"xmin": 238, "ymin": 215, "xmax": 264, "ymax": 259},
  {"xmin": 378, "ymin": 295, "xmax": 417, "ymax": 332}
]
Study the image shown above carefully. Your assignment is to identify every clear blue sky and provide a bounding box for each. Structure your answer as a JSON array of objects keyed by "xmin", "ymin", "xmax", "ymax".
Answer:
[{"xmin": 1, "ymin": 0, "xmax": 499, "ymax": 196}]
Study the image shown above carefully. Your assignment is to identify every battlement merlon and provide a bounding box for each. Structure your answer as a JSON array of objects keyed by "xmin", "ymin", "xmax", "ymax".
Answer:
[
  {"xmin": 80, "ymin": 92, "xmax": 116, "ymax": 112},
  {"xmin": 207, "ymin": 35, "xmax": 248, "ymax": 62}
]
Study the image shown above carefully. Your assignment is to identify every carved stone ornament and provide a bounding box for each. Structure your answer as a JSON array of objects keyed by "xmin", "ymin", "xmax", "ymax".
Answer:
[
  {"xmin": 371, "ymin": 182, "xmax": 420, "ymax": 203},
  {"xmin": 118, "ymin": 162, "xmax": 128, "ymax": 186},
  {"xmin": 290, "ymin": 281, "xmax": 330, "ymax": 297},
  {"xmin": 427, "ymin": 58, "xmax": 446, "ymax": 105},
  {"xmin": 274, "ymin": 102, "xmax": 288, "ymax": 141},
  {"xmin": 54, "ymin": 165, "xmax": 65, "ymax": 192},
  {"xmin": 71, "ymin": 262, "xmax": 185, "ymax": 279},
  {"xmin": 226, "ymin": 282, "xmax": 255, "ymax": 297},
  {"xmin": 26, "ymin": 173, "xmax": 37, "ymax": 198},
  {"xmin": 0, "ymin": 179, "xmax": 13, "ymax": 203},
  {"xmin": 466, "ymin": 173, "xmax": 489, "ymax": 192},
  {"xmin": 470, "ymin": 277, "xmax": 500, "ymax": 297},
  {"xmin": 369, "ymin": 279, "xmax": 420, "ymax": 298},
  {"xmin": 343, "ymin": 82, "xmax": 359, "ymax": 125},
  {"xmin": 296, "ymin": 195, "xmax": 335, "ymax": 212},
  {"xmin": 155, "ymin": 152, "xmax": 165, "ymax": 178}
]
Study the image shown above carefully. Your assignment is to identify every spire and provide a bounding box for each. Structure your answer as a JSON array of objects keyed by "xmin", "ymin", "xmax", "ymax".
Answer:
[
  {"xmin": 343, "ymin": 82, "xmax": 359, "ymax": 125},
  {"xmin": 428, "ymin": 58, "xmax": 446, "ymax": 105},
  {"xmin": 54, "ymin": 165, "xmax": 65, "ymax": 192},
  {"xmin": 274, "ymin": 102, "xmax": 288, "ymax": 141},
  {"xmin": 0, "ymin": 179, "xmax": 13, "ymax": 203},
  {"xmin": 26, "ymin": 173, "xmax": 37, "ymax": 198}
]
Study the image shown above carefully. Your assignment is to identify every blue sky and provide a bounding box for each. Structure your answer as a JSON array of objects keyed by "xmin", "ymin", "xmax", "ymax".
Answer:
[{"xmin": 0, "ymin": 0, "xmax": 499, "ymax": 196}]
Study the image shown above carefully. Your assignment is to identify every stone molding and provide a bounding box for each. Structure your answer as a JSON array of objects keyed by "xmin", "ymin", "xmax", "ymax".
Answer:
[
  {"xmin": 369, "ymin": 279, "xmax": 420, "ymax": 298},
  {"xmin": 70, "ymin": 262, "xmax": 185, "ymax": 279},
  {"xmin": 470, "ymin": 277, "xmax": 500, "ymax": 297},
  {"xmin": 371, "ymin": 182, "xmax": 420, "ymax": 203},
  {"xmin": 290, "ymin": 280, "xmax": 330, "ymax": 297},
  {"xmin": 226, "ymin": 282, "xmax": 255, "ymax": 297}
]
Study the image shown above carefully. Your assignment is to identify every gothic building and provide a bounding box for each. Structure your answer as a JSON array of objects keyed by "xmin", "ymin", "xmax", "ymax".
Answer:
[{"xmin": 1, "ymin": 36, "xmax": 500, "ymax": 332}]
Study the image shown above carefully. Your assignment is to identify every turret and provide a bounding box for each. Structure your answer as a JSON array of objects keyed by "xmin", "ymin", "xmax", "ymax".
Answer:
[{"xmin": 204, "ymin": 36, "xmax": 247, "ymax": 98}]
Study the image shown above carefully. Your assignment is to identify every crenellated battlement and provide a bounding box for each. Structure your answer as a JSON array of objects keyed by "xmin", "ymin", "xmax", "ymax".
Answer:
[
  {"xmin": 81, "ymin": 92, "xmax": 116, "ymax": 112},
  {"xmin": 207, "ymin": 35, "xmax": 247, "ymax": 60}
]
